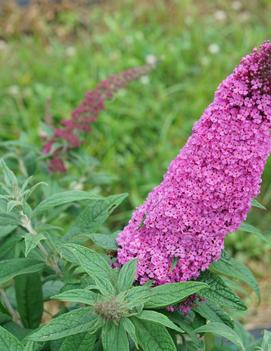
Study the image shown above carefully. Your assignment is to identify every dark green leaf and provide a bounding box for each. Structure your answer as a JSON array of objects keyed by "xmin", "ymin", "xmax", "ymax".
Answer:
[
  {"xmin": 0, "ymin": 259, "xmax": 44, "ymax": 285},
  {"xmin": 102, "ymin": 321, "xmax": 129, "ymax": 351},
  {"xmin": 199, "ymin": 271, "xmax": 247, "ymax": 311},
  {"xmin": 145, "ymin": 282, "xmax": 208, "ymax": 309},
  {"xmin": 15, "ymin": 273, "xmax": 43, "ymax": 329},
  {"xmin": 195, "ymin": 322, "xmax": 245, "ymax": 351},
  {"xmin": 193, "ymin": 300, "xmax": 234, "ymax": 328},
  {"xmin": 132, "ymin": 318, "xmax": 177, "ymax": 351},
  {"xmin": 210, "ymin": 255, "xmax": 260, "ymax": 301},
  {"xmin": 117, "ymin": 259, "xmax": 137, "ymax": 292},
  {"xmin": 28, "ymin": 307, "xmax": 100, "ymax": 341}
]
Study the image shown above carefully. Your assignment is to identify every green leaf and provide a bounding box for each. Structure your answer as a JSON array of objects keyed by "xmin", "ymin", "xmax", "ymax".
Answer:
[
  {"xmin": 195, "ymin": 322, "xmax": 245, "ymax": 351},
  {"xmin": 24, "ymin": 233, "xmax": 46, "ymax": 257},
  {"xmin": 33, "ymin": 191, "xmax": 100, "ymax": 215},
  {"xmin": 239, "ymin": 223, "xmax": 270, "ymax": 245},
  {"xmin": 251, "ymin": 199, "xmax": 266, "ymax": 210},
  {"xmin": 117, "ymin": 259, "xmax": 137, "ymax": 292},
  {"xmin": 15, "ymin": 273, "xmax": 43, "ymax": 329},
  {"xmin": 0, "ymin": 159, "xmax": 18, "ymax": 189},
  {"xmin": 101, "ymin": 321, "xmax": 129, "ymax": 351},
  {"xmin": 28, "ymin": 307, "xmax": 100, "ymax": 341},
  {"xmin": 63, "ymin": 244, "xmax": 115, "ymax": 296},
  {"xmin": 0, "ymin": 224, "xmax": 17, "ymax": 239},
  {"xmin": 42, "ymin": 280, "xmax": 64, "ymax": 300},
  {"xmin": 126, "ymin": 285, "xmax": 151, "ymax": 309},
  {"xmin": 193, "ymin": 300, "xmax": 234, "ymax": 328},
  {"xmin": 59, "ymin": 331, "xmax": 96, "ymax": 351},
  {"xmin": 0, "ymin": 212, "xmax": 20, "ymax": 226},
  {"xmin": 136, "ymin": 310, "xmax": 182, "ymax": 332},
  {"xmin": 260, "ymin": 330, "xmax": 271, "ymax": 350},
  {"xmin": 23, "ymin": 341, "xmax": 42, "ymax": 351},
  {"xmin": 65, "ymin": 194, "xmax": 127, "ymax": 241},
  {"xmin": 199, "ymin": 271, "xmax": 247, "ymax": 311},
  {"xmin": 52, "ymin": 289, "xmax": 98, "ymax": 305},
  {"xmin": 145, "ymin": 282, "xmax": 208, "ymax": 309},
  {"xmin": 0, "ymin": 258, "xmax": 44, "ymax": 285},
  {"xmin": 86, "ymin": 233, "xmax": 118, "ymax": 250},
  {"xmin": 0, "ymin": 325, "xmax": 23, "ymax": 351},
  {"xmin": 122, "ymin": 318, "xmax": 138, "ymax": 348},
  {"xmin": 132, "ymin": 318, "xmax": 177, "ymax": 351},
  {"xmin": 167, "ymin": 312, "xmax": 201, "ymax": 348},
  {"xmin": 210, "ymin": 255, "xmax": 260, "ymax": 301}
]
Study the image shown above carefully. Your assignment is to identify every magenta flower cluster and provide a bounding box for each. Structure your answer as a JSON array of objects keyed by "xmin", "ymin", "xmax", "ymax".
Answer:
[
  {"xmin": 43, "ymin": 64, "xmax": 154, "ymax": 172},
  {"xmin": 117, "ymin": 42, "xmax": 271, "ymax": 286}
]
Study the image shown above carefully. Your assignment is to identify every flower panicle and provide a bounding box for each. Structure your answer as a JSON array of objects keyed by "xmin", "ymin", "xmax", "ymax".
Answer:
[
  {"xmin": 43, "ymin": 63, "xmax": 155, "ymax": 172},
  {"xmin": 117, "ymin": 41, "xmax": 271, "ymax": 293}
]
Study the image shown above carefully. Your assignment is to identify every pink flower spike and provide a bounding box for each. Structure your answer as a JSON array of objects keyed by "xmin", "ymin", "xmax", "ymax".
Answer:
[{"xmin": 117, "ymin": 42, "xmax": 271, "ymax": 287}]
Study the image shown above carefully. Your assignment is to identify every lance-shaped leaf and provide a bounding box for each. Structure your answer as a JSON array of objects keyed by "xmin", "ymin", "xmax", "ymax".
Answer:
[
  {"xmin": 132, "ymin": 318, "xmax": 177, "ymax": 351},
  {"xmin": 193, "ymin": 300, "xmax": 234, "ymax": 328},
  {"xmin": 117, "ymin": 259, "xmax": 137, "ymax": 292},
  {"xmin": 0, "ymin": 325, "xmax": 23, "ymax": 351},
  {"xmin": 15, "ymin": 273, "xmax": 43, "ymax": 329},
  {"xmin": 210, "ymin": 254, "xmax": 260, "ymax": 301},
  {"xmin": 24, "ymin": 233, "xmax": 46, "ymax": 257},
  {"xmin": 59, "ymin": 331, "xmax": 97, "ymax": 351},
  {"xmin": 0, "ymin": 212, "xmax": 20, "ymax": 226},
  {"xmin": 251, "ymin": 199, "xmax": 266, "ymax": 210},
  {"xmin": 28, "ymin": 307, "xmax": 100, "ymax": 341},
  {"xmin": 199, "ymin": 271, "xmax": 247, "ymax": 311},
  {"xmin": 33, "ymin": 191, "xmax": 100, "ymax": 215},
  {"xmin": 239, "ymin": 222, "xmax": 270, "ymax": 245},
  {"xmin": 63, "ymin": 244, "xmax": 115, "ymax": 296},
  {"xmin": 84, "ymin": 233, "xmax": 118, "ymax": 250},
  {"xmin": 122, "ymin": 318, "xmax": 138, "ymax": 348},
  {"xmin": 52, "ymin": 289, "xmax": 98, "ymax": 305},
  {"xmin": 126, "ymin": 286, "xmax": 151, "ymax": 309},
  {"xmin": 136, "ymin": 310, "xmax": 182, "ymax": 332},
  {"xmin": 0, "ymin": 258, "xmax": 44, "ymax": 285},
  {"xmin": 101, "ymin": 321, "xmax": 129, "ymax": 351},
  {"xmin": 144, "ymin": 282, "xmax": 208, "ymax": 309},
  {"xmin": 65, "ymin": 194, "xmax": 127, "ymax": 241},
  {"xmin": 195, "ymin": 322, "xmax": 245, "ymax": 351}
]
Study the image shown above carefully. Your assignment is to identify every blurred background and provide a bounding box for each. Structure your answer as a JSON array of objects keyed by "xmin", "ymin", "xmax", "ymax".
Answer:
[{"xmin": 0, "ymin": 0, "xmax": 270, "ymax": 330}]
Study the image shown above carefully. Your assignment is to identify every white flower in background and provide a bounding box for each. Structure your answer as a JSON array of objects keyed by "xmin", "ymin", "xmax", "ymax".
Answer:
[
  {"xmin": 145, "ymin": 54, "xmax": 157, "ymax": 65},
  {"xmin": 214, "ymin": 10, "xmax": 227, "ymax": 21},
  {"xmin": 0, "ymin": 40, "xmax": 7, "ymax": 51},
  {"xmin": 65, "ymin": 46, "xmax": 76, "ymax": 57},
  {"xmin": 208, "ymin": 43, "xmax": 220, "ymax": 54},
  {"xmin": 232, "ymin": 1, "xmax": 242, "ymax": 11},
  {"xmin": 8, "ymin": 85, "xmax": 19, "ymax": 96}
]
